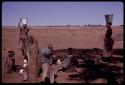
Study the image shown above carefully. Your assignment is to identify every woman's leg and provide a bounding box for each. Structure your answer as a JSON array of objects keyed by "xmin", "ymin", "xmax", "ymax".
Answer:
[{"xmin": 42, "ymin": 63, "xmax": 49, "ymax": 82}]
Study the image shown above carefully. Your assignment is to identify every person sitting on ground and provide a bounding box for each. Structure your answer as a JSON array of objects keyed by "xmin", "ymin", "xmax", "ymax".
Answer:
[
  {"xmin": 5, "ymin": 51, "xmax": 16, "ymax": 73},
  {"xmin": 57, "ymin": 48, "xmax": 74, "ymax": 72}
]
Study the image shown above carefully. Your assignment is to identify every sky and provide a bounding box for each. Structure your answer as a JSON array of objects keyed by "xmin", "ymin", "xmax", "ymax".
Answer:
[{"xmin": 2, "ymin": 1, "xmax": 123, "ymax": 26}]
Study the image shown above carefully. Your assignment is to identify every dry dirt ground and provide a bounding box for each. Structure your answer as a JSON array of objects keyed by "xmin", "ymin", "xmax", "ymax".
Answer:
[{"xmin": 2, "ymin": 26, "xmax": 123, "ymax": 83}]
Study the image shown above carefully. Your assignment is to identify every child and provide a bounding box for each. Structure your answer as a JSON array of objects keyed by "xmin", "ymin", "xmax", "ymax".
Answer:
[{"xmin": 5, "ymin": 51, "xmax": 15, "ymax": 73}]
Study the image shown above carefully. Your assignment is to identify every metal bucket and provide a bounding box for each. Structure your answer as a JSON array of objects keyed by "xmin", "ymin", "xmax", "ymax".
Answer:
[
  {"xmin": 105, "ymin": 14, "xmax": 113, "ymax": 25},
  {"xmin": 22, "ymin": 18, "xmax": 28, "ymax": 25}
]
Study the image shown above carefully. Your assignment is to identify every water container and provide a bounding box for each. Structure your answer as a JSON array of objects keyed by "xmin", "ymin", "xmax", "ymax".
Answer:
[
  {"xmin": 22, "ymin": 18, "xmax": 28, "ymax": 25},
  {"xmin": 105, "ymin": 14, "xmax": 113, "ymax": 25}
]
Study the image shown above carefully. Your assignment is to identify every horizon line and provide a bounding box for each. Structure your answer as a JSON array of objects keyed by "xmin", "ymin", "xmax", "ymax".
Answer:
[{"xmin": 2, "ymin": 24, "xmax": 123, "ymax": 27}]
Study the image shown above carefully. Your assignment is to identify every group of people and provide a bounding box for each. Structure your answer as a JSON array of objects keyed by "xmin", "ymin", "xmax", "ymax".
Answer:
[{"xmin": 17, "ymin": 18, "xmax": 114, "ymax": 83}]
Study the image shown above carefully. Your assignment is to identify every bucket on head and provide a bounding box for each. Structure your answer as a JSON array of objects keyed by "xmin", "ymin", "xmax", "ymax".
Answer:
[
  {"xmin": 105, "ymin": 14, "xmax": 113, "ymax": 25},
  {"xmin": 22, "ymin": 18, "xmax": 28, "ymax": 25}
]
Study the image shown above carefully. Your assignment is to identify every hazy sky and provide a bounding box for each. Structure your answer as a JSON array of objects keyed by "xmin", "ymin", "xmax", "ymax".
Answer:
[{"xmin": 2, "ymin": 1, "xmax": 123, "ymax": 26}]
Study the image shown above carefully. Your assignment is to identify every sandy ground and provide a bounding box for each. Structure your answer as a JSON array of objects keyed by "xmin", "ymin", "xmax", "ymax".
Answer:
[{"xmin": 2, "ymin": 26, "xmax": 123, "ymax": 83}]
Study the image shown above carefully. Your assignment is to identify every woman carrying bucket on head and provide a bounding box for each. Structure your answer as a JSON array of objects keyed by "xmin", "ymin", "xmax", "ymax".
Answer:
[
  {"xmin": 18, "ymin": 18, "xmax": 29, "ymax": 34},
  {"xmin": 18, "ymin": 18, "xmax": 30, "ymax": 56},
  {"xmin": 102, "ymin": 14, "xmax": 114, "ymax": 63}
]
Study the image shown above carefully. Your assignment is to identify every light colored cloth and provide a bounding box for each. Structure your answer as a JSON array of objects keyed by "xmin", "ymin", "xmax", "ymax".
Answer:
[
  {"xmin": 49, "ymin": 64, "xmax": 62, "ymax": 83},
  {"xmin": 20, "ymin": 59, "xmax": 28, "ymax": 80},
  {"xmin": 41, "ymin": 63, "xmax": 50, "ymax": 82},
  {"xmin": 20, "ymin": 69, "xmax": 24, "ymax": 74},
  {"xmin": 23, "ymin": 59, "xmax": 28, "ymax": 68},
  {"xmin": 22, "ymin": 18, "xmax": 28, "ymax": 25},
  {"xmin": 57, "ymin": 59, "xmax": 62, "ymax": 64},
  {"xmin": 41, "ymin": 63, "xmax": 57, "ymax": 83}
]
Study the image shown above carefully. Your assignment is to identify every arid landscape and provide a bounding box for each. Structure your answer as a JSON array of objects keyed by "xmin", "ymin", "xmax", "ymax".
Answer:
[{"xmin": 2, "ymin": 26, "xmax": 123, "ymax": 83}]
